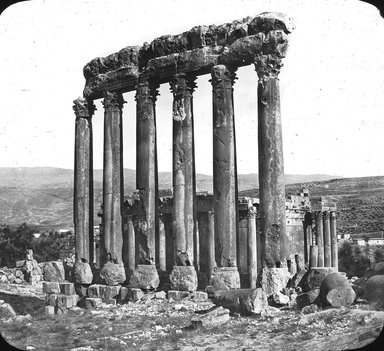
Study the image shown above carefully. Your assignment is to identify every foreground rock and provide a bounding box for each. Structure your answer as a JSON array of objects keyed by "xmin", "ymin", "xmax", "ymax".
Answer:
[
  {"xmin": 320, "ymin": 272, "xmax": 356, "ymax": 308},
  {"xmin": 169, "ymin": 266, "xmax": 198, "ymax": 292},
  {"xmin": 212, "ymin": 288, "xmax": 268, "ymax": 316},
  {"xmin": 296, "ymin": 289, "xmax": 320, "ymax": 309},
  {"xmin": 129, "ymin": 265, "xmax": 159, "ymax": 290},
  {"xmin": 74, "ymin": 261, "xmax": 93, "ymax": 284},
  {"xmin": 259, "ymin": 267, "xmax": 291, "ymax": 296},
  {"xmin": 364, "ymin": 275, "xmax": 384, "ymax": 307},
  {"xmin": 100, "ymin": 262, "xmax": 126, "ymax": 285},
  {"xmin": 41, "ymin": 261, "xmax": 65, "ymax": 282},
  {"xmin": 191, "ymin": 306, "xmax": 230, "ymax": 328}
]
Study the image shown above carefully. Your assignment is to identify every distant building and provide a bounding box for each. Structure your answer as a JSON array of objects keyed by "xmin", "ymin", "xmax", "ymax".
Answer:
[{"xmin": 350, "ymin": 231, "xmax": 384, "ymax": 246}]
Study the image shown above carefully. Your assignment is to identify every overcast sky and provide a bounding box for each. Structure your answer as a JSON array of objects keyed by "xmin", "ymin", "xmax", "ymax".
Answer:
[{"xmin": 0, "ymin": 0, "xmax": 383, "ymax": 177}]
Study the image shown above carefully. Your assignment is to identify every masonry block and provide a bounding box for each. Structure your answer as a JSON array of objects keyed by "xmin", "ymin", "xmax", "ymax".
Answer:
[
  {"xmin": 60, "ymin": 282, "xmax": 75, "ymax": 295},
  {"xmin": 45, "ymin": 294, "xmax": 58, "ymax": 307},
  {"xmin": 55, "ymin": 306, "xmax": 68, "ymax": 315},
  {"xmin": 104, "ymin": 285, "xmax": 121, "ymax": 300},
  {"xmin": 193, "ymin": 291, "xmax": 208, "ymax": 301},
  {"xmin": 75, "ymin": 283, "xmax": 89, "ymax": 297},
  {"xmin": 167, "ymin": 290, "xmax": 190, "ymax": 300},
  {"xmin": 45, "ymin": 305, "xmax": 55, "ymax": 316},
  {"xmin": 42, "ymin": 281, "xmax": 60, "ymax": 294},
  {"xmin": 85, "ymin": 297, "xmax": 102, "ymax": 309},
  {"xmin": 57, "ymin": 294, "xmax": 79, "ymax": 309},
  {"xmin": 87, "ymin": 284, "xmax": 101, "ymax": 298},
  {"xmin": 102, "ymin": 298, "xmax": 117, "ymax": 305},
  {"xmin": 128, "ymin": 288, "xmax": 144, "ymax": 302},
  {"xmin": 120, "ymin": 287, "xmax": 129, "ymax": 301}
]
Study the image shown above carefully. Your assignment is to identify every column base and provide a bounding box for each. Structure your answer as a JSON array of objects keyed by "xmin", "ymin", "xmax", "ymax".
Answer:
[
  {"xmin": 129, "ymin": 264, "xmax": 159, "ymax": 290},
  {"xmin": 169, "ymin": 266, "xmax": 198, "ymax": 292},
  {"xmin": 74, "ymin": 261, "xmax": 93, "ymax": 284},
  {"xmin": 210, "ymin": 267, "xmax": 240, "ymax": 291},
  {"xmin": 100, "ymin": 262, "xmax": 126, "ymax": 285},
  {"xmin": 259, "ymin": 267, "xmax": 291, "ymax": 296}
]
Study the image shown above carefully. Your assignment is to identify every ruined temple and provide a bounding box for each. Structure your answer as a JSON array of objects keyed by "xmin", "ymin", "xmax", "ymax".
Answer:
[{"xmin": 72, "ymin": 12, "xmax": 338, "ymax": 292}]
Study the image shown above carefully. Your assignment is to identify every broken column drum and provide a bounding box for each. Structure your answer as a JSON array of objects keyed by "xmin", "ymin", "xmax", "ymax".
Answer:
[
  {"xmin": 74, "ymin": 12, "xmax": 295, "ymax": 286},
  {"xmin": 73, "ymin": 98, "xmax": 95, "ymax": 263}
]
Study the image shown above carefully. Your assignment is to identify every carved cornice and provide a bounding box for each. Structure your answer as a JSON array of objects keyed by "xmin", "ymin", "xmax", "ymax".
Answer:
[
  {"xmin": 102, "ymin": 91, "xmax": 125, "ymax": 110},
  {"xmin": 210, "ymin": 65, "xmax": 237, "ymax": 89},
  {"xmin": 73, "ymin": 98, "xmax": 96, "ymax": 119},
  {"xmin": 254, "ymin": 54, "xmax": 283, "ymax": 82}
]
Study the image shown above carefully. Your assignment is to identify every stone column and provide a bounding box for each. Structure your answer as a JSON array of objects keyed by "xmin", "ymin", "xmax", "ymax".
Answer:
[
  {"xmin": 303, "ymin": 212, "xmax": 312, "ymax": 266},
  {"xmin": 330, "ymin": 211, "xmax": 338, "ymax": 270},
  {"xmin": 210, "ymin": 64, "xmax": 240, "ymax": 290},
  {"xmin": 73, "ymin": 97, "xmax": 95, "ymax": 264},
  {"xmin": 207, "ymin": 211, "xmax": 216, "ymax": 280},
  {"xmin": 168, "ymin": 74, "xmax": 197, "ymax": 292},
  {"xmin": 135, "ymin": 79, "xmax": 159, "ymax": 264},
  {"xmin": 254, "ymin": 54, "xmax": 287, "ymax": 268},
  {"xmin": 309, "ymin": 245, "xmax": 318, "ymax": 268},
  {"xmin": 102, "ymin": 91, "xmax": 125, "ymax": 265},
  {"xmin": 127, "ymin": 215, "xmax": 135, "ymax": 274},
  {"xmin": 323, "ymin": 211, "xmax": 332, "ymax": 267},
  {"xmin": 315, "ymin": 211, "xmax": 324, "ymax": 267},
  {"xmin": 170, "ymin": 73, "xmax": 197, "ymax": 267},
  {"xmin": 247, "ymin": 205, "xmax": 257, "ymax": 289},
  {"xmin": 158, "ymin": 214, "xmax": 166, "ymax": 272}
]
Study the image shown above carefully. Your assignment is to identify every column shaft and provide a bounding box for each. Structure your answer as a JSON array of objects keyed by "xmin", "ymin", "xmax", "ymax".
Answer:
[
  {"xmin": 158, "ymin": 214, "xmax": 166, "ymax": 272},
  {"xmin": 316, "ymin": 211, "xmax": 324, "ymax": 267},
  {"xmin": 207, "ymin": 211, "xmax": 216, "ymax": 278},
  {"xmin": 330, "ymin": 211, "xmax": 338, "ymax": 270},
  {"xmin": 248, "ymin": 206, "xmax": 257, "ymax": 288},
  {"xmin": 73, "ymin": 98, "xmax": 95, "ymax": 263},
  {"xmin": 127, "ymin": 216, "xmax": 135, "ymax": 273},
  {"xmin": 211, "ymin": 64, "xmax": 238, "ymax": 267},
  {"xmin": 309, "ymin": 245, "xmax": 318, "ymax": 268},
  {"xmin": 255, "ymin": 55, "xmax": 286, "ymax": 267},
  {"xmin": 170, "ymin": 74, "xmax": 196, "ymax": 266},
  {"xmin": 136, "ymin": 79, "xmax": 159, "ymax": 264},
  {"xmin": 323, "ymin": 211, "xmax": 331, "ymax": 267},
  {"xmin": 102, "ymin": 91, "xmax": 125, "ymax": 263}
]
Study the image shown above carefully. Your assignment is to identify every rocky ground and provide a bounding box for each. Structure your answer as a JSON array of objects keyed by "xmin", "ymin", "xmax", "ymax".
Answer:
[{"xmin": 0, "ymin": 282, "xmax": 383, "ymax": 351}]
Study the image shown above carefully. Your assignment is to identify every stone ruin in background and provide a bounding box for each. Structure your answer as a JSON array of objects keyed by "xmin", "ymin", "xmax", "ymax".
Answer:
[{"xmin": 68, "ymin": 12, "xmax": 344, "ymax": 312}]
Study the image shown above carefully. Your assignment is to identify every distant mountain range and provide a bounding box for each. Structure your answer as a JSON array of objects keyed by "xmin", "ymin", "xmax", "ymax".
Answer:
[{"xmin": 3, "ymin": 167, "xmax": 374, "ymax": 232}]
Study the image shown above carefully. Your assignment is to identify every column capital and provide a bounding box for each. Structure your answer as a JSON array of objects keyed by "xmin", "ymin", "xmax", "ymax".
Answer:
[
  {"xmin": 207, "ymin": 210, "xmax": 214, "ymax": 219},
  {"xmin": 323, "ymin": 211, "xmax": 331, "ymax": 220},
  {"xmin": 73, "ymin": 97, "xmax": 96, "ymax": 119},
  {"xmin": 135, "ymin": 78, "xmax": 160, "ymax": 103},
  {"xmin": 102, "ymin": 91, "xmax": 125, "ymax": 110},
  {"xmin": 210, "ymin": 64, "xmax": 237, "ymax": 89},
  {"xmin": 254, "ymin": 54, "xmax": 283, "ymax": 83},
  {"xmin": 169, "ymin": 73, "xmax": 197, "ymax": 97},
  {"xmin": 330, "ymin": 211, "xmax": 336, "ymax": 219},
  {"xmin": 247, "ymin": 206, "xmax": 257, "ymax": 219}
]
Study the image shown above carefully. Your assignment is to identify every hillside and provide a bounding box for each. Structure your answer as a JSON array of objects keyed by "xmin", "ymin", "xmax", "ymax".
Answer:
[{"xmin": 2, "ymin": 167, "xmax": 375, "ymax": 233}]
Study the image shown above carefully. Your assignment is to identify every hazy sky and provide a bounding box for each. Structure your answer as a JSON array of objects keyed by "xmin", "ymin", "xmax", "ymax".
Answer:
[{"xmin": 0, "ymin": 0, "xmax": 383, "ymax": 177}]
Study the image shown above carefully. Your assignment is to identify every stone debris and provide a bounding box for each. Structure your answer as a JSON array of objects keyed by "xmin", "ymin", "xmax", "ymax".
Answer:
[
  {"xmin": 43, "ymin": 281, "xmax": 79, "ymax": 314},
  {"xmin": 191, "ymin": 306, "xmax": 230, "ymax": 328},
  {"xmin": 129, "ymin": 265, "xmax": 159, "ymax": 290},
  {"xmin": 296, "ymin": 289, "xmax": 320, "ymax": 309},
  {"xmin": 169, "ymin": 266, "xmax": 198, "ymax": 292},
  {"xmin": 320, "ymin": 272, "xmax": 356, "ymax": 308},
  {"xmin": 0, "ymin": 300, "xmax": 17, "ymax": 320},
  {"xmin": 99, "ymin": 262, "xmax": 126, "ymax": 286},
  {"xmin": 74, "ymin": 261, "xmax": 93, "ymax": 284},
  {"xmin": 271, "ymin": 292, "xmax": 290, "ymax": 306},
  {"xmin": 41, "ymin": 261, "xmax": 65, "ymax": 282},
  {"xmin": 167, "ymin": 290, "xmax": 190, "ymax": 300},
  {"xmin": 259, "ymin": 267, "xmax": 291, "ymax": 296},
  {"xmin": 210, "ymin": 267, "xmax": 240, "ymax": 291},
  {"xmin": 363, "ymin": 275, "xmax": 384, "ymax": 307}
]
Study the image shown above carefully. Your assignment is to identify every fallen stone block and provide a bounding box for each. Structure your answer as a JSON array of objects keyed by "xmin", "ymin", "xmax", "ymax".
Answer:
[
  {"xmin": 45, "ymin": 305, "xmax": 55, "ymax": 316},
  {"xmin": 128, "ymin": 288, "xmax": 144, "ymax": 302},
  {"xmin": 75, "ymin": 283, "xmax": 90, "ymax": 297},
  {"xmin": 74, "ymin": 262, "xmax": 93, "ymax": 284},
  {"xmin": 45, "ymin": 294, "xmax": 58, "ymax": 307},
  {"xmin": 87, "ymin": 284, "xmax": 101, "ymax": 298},
  {"xmin": 16, "ymin": 260, "xmax": 25, "ymax": 268},
  {"xmin": 104, "ymin": 285, "xmax": 121, "ymax": 300},
  {"xmin": 102, "ymin": 298, "xmax": 117, "ymax": 305},
  {"xmin": 169, "ymin": 266, "xmax": 198, "ymax": 292},
  {"xmin": 55, "ymin": 306, "xmax": 68, "ymax": 315},
  {"xmin": 85, "ymin": 297, "xmax": 102, "ymax": 309},
  {"xmin": 210, "ymin": 267, "xmax": 240, "ymax": 291},
  {"xmin": 43, "ymin": 281, "xmax": 61, "ymax": 294},
  {"xmin": 300, "ymin": 267, "xmax": 337, "ymax": 293},
  {"xmin": 154, "ymin": 291, "xmax": 166, "ymax": 299},
  {"xmin": 364, "ymin": 275, "xmax": 384, "ymax": 307},
  {"xmin": 14, "ymin": 314, "xmax": 32, "ymax": 323},
  {"xmin": 129, "ymin": 265, "xmax": 159, "ymax": 290},
  {"xmin": 60, "ymin": 282, "xmax": 75, "ymax": 295},
  {"xmin": 0, "ymin": 302, "xmax": 16, "ymax": 320},
  {"xmin": 212, "ymin": 288, "xmax": 268, "ymax": 316},
  {"xmin": 57, "ymin": 294, "xmax": 79, "ymax": 309},
  {"xmin": 120, "ymin": 287, "xmax": 129, "ymax": 301},
  {"xmin": 296, "ymin": 289, "xmax": 320, "ymax": 309},
  {"xmin": 167, "ymin": 290, "xmax": 190, "ymax": 300},
  {"xmin": 301, "ymin": 304, "xmax": 319, "ymax": 315},
  {"xmin": 100, "ymin": 262, "xmax": 126, "ymax": 285},
  {"xmin": 259, "ymin": 267, "xmax": 291, "ymax": 296},
  {"xmin": 191, "ymin": 306, "xmax": 230, "ymax": 328},
  {"xmin": 42, "ymin": 261, "xmax": 65, "ymax": 282},
  {"xmin": 271, "ymin": 292, "xmax": 290, "ymax": 306},
  {"xmin": 192, "ymin": 291, "xmax": 208, "ymax": 301},
  {"xmin": 320, "ymin": 272, "xmax": 356, "ymax": 308}
]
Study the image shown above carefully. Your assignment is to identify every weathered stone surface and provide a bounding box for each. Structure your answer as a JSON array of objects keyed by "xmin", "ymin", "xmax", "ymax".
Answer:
[
  {"xmin": 192, "ymin": 291, "xmax": 208, "ymax": 301},
  {"xmin": 0, "ymin": 302, "xmax": 16, "ymax": 320},
  {"xmin": 271, "ymin": 292, "xmax": 290, "ymax": 306},
  {"xmin": 99, "ymin": 262, "xmax": 126, "ymax": 285},
  {"xmin": 99, "ymin": 285, "xmax": 121, "ymax": 300},
  {"xmin": 59, "ymin": 282, "xmax": 75, "ymax": 295},
  {"xmin": 42, "ymin": 282, "xmax": 61, "ymax": 294},
  {"xmin": 129, "ymin": 265, "xmax": 159, "ymax": 290},
  {"xmin": 41, "ymin": 261, "xmax": 65, "ymax": 282},
  {"xmin": 320, "ymin": 272, "xmax": 356, "ymax": 308},
  {"xmin": 212, "ymin": 288, "xmax": 268, "ymax": 316},
  {"xmin": 210, "ymin": 267, "xmax": 240, "ymax": 291},
  {"xmin": 289, "ymin": 268, "xmax": 308, "ymax": 288},
  {"xmin": 57, "ymin": 294, "xmax": 79, "ymax": 309},
  {"xmin": 87, "ymin": 284, "xmax": 101, "ymax": 298},
  {"xmin": 74, "ymin": 283, "xmax": 89, "ymax": 297},
  {"xmin": 364, "ymin": 275, "xmax": 384, "ymax": 307},
  {"xmin": 128, "ymin": 288, "xmax": 144, "ymax": 302},
  {"xmin": 85, "ymin": 297, "xmax": 102, "ymax": 309},
  {"xmin": 154, "ymin": 291, "xmax": 166, "ymax": 299},
  {"xmin": 45, "ymin": 305, "xmax": 55, "ymax": 316},
  {"xmin": 120, "ymin": 287, "xmax": 129, "ymax": 301},
  {"xmin": 296, "ymin": 289, "xmax": 320, "ymax": 309},
  {"xmin": 167, "ymin": 290, "xmax": 190, "ymax": 300},
  {"xmin": 191, "ymin": 306, "xmax": 230, "ymax": 328},
  {"xmin": 74, "ymin": 261, "xmax": 93, "ymax": 284},
  {"xmin": 299, "ymin": 267, "xmax": 337, "ymax": 293},
  {"xmin": 45, "ymin": 294, "xmax": 58, "ymax": 307},
  {"xmin": 169, "ymin": 266, "xmax": 198, "ymax": 292},
  {"xmin": 102, "ymin": 299, "xmax": 117, "ymax": 305},
  {"xmin": 259, "ymin": 267, "xmax": 291, "ymax": 296}
]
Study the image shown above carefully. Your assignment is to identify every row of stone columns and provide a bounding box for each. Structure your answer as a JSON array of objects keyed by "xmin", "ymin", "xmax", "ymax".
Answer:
[
  {"xmin": 308, "ymin": 211, "xmax": 338, "ymax": 270},
  {"xmin": 73, "ymin": 55, "xmax": 287, "ymax": 287}
]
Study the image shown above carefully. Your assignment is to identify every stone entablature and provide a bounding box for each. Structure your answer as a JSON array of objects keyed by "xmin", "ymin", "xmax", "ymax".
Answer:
[{"xmin": 82, "ymin": 13, "xmax": 294, "ymax": 99}]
